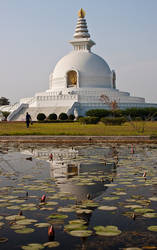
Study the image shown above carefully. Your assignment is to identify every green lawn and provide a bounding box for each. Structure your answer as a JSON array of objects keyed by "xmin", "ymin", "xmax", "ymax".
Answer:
[{"xmin": 0, "ymin": 121, "xmax": 157, "ymax": 136}]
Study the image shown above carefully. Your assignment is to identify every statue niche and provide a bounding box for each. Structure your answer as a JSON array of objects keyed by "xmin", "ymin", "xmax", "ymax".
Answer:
[{"xmin": 67, "ymin": 70, "xmax": 77, "ymax": 88}]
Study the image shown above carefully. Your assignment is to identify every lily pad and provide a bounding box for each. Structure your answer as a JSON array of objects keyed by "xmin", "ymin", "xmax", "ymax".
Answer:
[
  {"xmin": 147, "ymin": 225, "xmax": 157, "ymax": 232},
  {"xmin": 57, "ymin": 207, "xmax": 74, "ymax": 213},
  {"xmin": 68, "ymin": 230, "xmax": 92, "ymax": 237},
  {"xmin": 48, "ymin": 214, "xmax": 68, "ymax": 220},
  {"xmin": 21, "ymin": 203, "xmax": 36, "ymax": 207},
  {"xmin": 103, "ymin": 197, "xmax": 119, "ymax": 201},
  {"xmin": 43, "ymin": 241, "xmax": 60, "ymax": 248},
  {"xmin": 7, "ymin": 205, "xmax": 21, "ymax": 210},
  {"xmin": 104, "ymin": 184, "xmax": 117, "ymax": 187},
  {"xmin": 94, "ymin": 225, "xmax": 121, "ymax": 236},
  {"xmin": 16, "ymin": 219, "xmax": 37, "ymax": 225},
  {"xmin": 98, "ymin": 206, "xmax": 118, "ymax": 211},
  {"xmin": 5, "ymin": 215, "xmax": 26, "ymax": 221},
  {"xmin": 82, "ymin": 201, "xmax": 99, "ymax": 208},
  {"xmin": 0, "ymin": 222, "xmax": 4, "ymax": 227},
  {"xmin": 10, "ymin": 224, "xmax": 26, "ymax": 230},
  {"xmin": 124, "ymin": 248, "xmax": 142, "ymax": 250},
  {"xmin": 21, "ymin": 243, "xmax": 44, "ymax": 250},
  {"xmin": 40, "ymin": 207, "xmax": 54, "ymax": 211},
  {"xmin": 45, "ymin": 201, "xmax": 58, "ymax": 206},
  {"xmin": 124, "ymin": 205, "xmax": 142, "ymax": 209},
  {"xmin": 149, "ymin": 197, "xmax": 157, "ymax": 202},
  {"xmin": 69, "ymin": 219, "xmax": 87, "ymax": 225},
  {"xmin": 96, "ymin": 230, "xmax": 121, "ymax": 236},
  {"xmin": 76, "ymin": 209, "xmax": 92, "ymax": 214},
  {"xmin": 64, "ymin": 224, "xmax": 87, "ymax": 231},
  {"xmin": 34, "ymin": 223, "xmax": 50, "ymax": 228},
  {"xmin": 0, "ymin": 237, "xmax": 8, "ymax": 243},
  {"xmin": 22, "ymin": 207, "xmax": 37, "ymax": 211},
  {"xmin": 134, "ymin": 208, "xmax": 155, "ymax": 214},
  {"xmin": 15, "ymin": 227, "xmax": 35, "ymax": 234},
  {"xmin": 9, "ymin": 199, "xmax": 25, "ymax": 203},
  {"xmin": 112, "ymin": 192, "xmax": 127, "ymax": 196},
  {"xmin": 143, "ymin": 213, "xmax": 157, "ymax": 218}
]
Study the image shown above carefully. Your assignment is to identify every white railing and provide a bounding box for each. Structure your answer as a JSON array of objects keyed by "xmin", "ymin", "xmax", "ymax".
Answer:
[
  {"xmin": 7, "ymin": 103, "xmax": 28, "ymax": 121},
  {"xmin": 36, "ymin": 94, "xmax": 78, "ymax": 101}
]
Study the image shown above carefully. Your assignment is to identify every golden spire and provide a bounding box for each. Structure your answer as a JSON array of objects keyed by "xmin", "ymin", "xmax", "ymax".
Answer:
[{"xmin": 78, "ymin": 8, "xmax": 86, "ymax": 18}]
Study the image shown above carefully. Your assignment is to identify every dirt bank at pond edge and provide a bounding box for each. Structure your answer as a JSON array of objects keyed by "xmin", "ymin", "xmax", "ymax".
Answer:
[{"xmin": 0, "ymin": 135, "xmax": 157, "ymax": 144}]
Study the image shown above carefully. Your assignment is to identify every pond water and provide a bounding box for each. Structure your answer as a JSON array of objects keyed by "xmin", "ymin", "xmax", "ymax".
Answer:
[{"xmin": 0, "ymin": 143, "xmax": 157, "ymax": 250}]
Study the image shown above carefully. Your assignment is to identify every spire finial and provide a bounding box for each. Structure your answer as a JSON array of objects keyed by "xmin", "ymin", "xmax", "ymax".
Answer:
[{"xmin": 78, "ymin": 8, "xmax": 86, "ymax": 18}]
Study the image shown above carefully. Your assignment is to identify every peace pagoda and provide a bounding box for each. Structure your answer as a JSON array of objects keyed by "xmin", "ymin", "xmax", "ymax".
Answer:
[{"xmin": 7, "ymin": 9, "xmax": 157, "ymax": 121}]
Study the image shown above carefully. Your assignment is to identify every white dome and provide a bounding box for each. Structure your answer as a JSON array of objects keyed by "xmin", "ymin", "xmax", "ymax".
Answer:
[{"xmin": 51, "ymin": 51, "xmax": 112, "ymax": 89}]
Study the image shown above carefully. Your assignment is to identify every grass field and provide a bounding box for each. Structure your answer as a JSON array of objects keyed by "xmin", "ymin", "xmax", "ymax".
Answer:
[{"xmin": 0, "ymin": 121, "xmax": 157, "ymax": 136}]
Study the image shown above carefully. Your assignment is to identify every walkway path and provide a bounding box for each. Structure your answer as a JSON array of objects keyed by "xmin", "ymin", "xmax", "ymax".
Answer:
[{"xmin": 0, "ymin": 135, "xmax": 156, "ymax": 143}]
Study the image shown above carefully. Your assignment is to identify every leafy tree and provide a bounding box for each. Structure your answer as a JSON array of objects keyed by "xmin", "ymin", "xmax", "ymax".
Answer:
[
  {"xmin": 99, "ymin": 94, "xmax": 119, "ymax": 116},
  {"xmin": 0, "ymin": 97, "xmax": 10, "ymax": 105}
]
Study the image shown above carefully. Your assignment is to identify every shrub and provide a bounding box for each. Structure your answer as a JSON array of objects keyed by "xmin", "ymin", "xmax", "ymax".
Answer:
[
  {"xmin": 37, "ymin": 113, "xmax": 46, "ymax": 121},
  {"xmin": 68, "ymin": 114, "xmax": 75, "ymax": 121},
  {"xmin": 122, "ymin": 107, "xmax": 157, "ymax": 120},
  {"xmin": 79, "ymin": 117, "xmax": 99, "ymax": 124},
  {"xmin": 59, "ymin": 113, "xmax": 68, "ymax": 120},
  {"xmin": 101, "ymin": 117, "xmax": 126, "ymax": 125},
  {"xmin": 112, "ymin": 110, "xmax": 123, "ymax": 117},
  {"xmin": 48, "ymin": 113, "xmax": 57, "ymax": 121},
  {"xmin": 2, "ymin": 111, "xmax": 10, "ymax": 119},
  {"xmin": 86, "ymin": 109, "xmax": 110, "ymax": 118}
]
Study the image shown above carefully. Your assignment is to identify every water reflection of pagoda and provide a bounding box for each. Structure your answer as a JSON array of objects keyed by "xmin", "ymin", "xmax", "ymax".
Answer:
[
  {"xmin": 22, "ymin": 147, "xmax": 116, "ymax": 200},
  {"xmin": 28, "ymin": 148, "xmax": 79, "ymax": 181}
]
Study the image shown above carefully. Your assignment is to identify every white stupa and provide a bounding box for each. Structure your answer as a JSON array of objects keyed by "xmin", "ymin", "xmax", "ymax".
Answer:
[{"xmin": 7, "ymin": 8, "xmax": 157, "ymax": 121}]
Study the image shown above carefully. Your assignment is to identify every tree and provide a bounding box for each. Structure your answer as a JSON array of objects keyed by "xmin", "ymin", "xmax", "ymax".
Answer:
[
  {"xmin": 0, "ymin": 97, "xmax": 10, "ymax": 106},
  {"xmin": 99, "ymin": 95, "xmax": 119, "ymax": 116}
]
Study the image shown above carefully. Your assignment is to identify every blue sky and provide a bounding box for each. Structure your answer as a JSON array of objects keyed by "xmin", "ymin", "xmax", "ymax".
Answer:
[{"xmin": 0, "ymin": 0, "xmax": 157, "ymax": 104}]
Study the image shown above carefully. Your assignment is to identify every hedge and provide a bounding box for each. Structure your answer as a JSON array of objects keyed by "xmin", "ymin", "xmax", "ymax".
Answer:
[
  {"xmin": 101, "ymin": 117, "xmax": 126, "ymax": 125},
  {"xmin": 122, "ymin": 107, "xmax": 157, "ymax": 120},
  {"xmin": 79, "ymin": 117, "xmax": 99, "ymax": 124},
  {"xmin": 86, "ymin": 109, "xmax": 110, "ymax": 118},
  {"xmin": 86, "ymin": 108, "xmax": 157, "ymax": 120}
]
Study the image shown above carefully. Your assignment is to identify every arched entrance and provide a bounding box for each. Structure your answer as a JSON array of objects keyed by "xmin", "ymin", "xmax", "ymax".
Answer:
[{"xmin": 67, "ymin": 70, "xmax": 77, "ymax": 88}]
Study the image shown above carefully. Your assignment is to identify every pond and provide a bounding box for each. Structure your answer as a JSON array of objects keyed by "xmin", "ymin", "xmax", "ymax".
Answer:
[{"xmin": 0, "ymin": 143, "xmax": 157, "ymax": 250}]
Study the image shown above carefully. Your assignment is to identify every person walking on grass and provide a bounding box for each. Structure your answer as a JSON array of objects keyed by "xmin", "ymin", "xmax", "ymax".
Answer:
[{"xmin": 26, "ymin": 112, "xmax": 31, "ymax": 128}]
